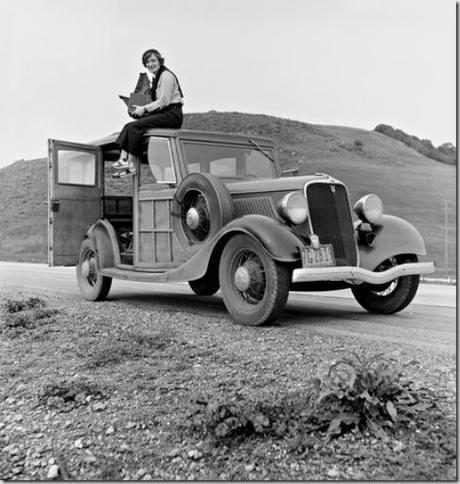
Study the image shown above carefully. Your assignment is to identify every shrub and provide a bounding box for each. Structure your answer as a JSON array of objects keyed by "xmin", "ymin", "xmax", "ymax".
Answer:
[
  {"xmin": 39, "ymin": 379, "xmax": 108, "ymax": 411},
  {"xmin": 3, "ymin": 296, "xmax": 46, "ymax": 313},
  {"xmin": 313, "ymin": 353, "xmax": 436, "ymax": 440},
  {"xmin": 185, "ymin": 354, "xmax": 438, "ymax": 449},
  {"xmin": 1, "ymin": 296, "xmax": 59, "ymax": 337},
  {"xmin": 184, "ymin": 389, "xmax": 318, "ymax": 446},
  {"xmin": 82, "ymin": 328, "xmax": 175, "ymax": 368}
]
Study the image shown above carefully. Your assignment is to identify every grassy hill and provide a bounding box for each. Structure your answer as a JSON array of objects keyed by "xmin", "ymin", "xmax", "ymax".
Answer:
[
  {"xmin": 0, "ymin": 111, "xmax": 456, "ymax": 277},
  {"xmin": 0, "ymin": 158, "xmax": 48, "ymax": 263}
]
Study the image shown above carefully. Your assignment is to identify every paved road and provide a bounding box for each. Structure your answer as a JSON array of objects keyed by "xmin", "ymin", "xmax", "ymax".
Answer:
[{"xmin": 0, "ymin": 262, "xmax": 456, "ymax": 354}]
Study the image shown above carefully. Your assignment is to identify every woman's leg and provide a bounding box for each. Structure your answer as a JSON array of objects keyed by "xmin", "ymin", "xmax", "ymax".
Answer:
[
  {"xmin": 113, "ymin": 105, "xmax": 183, "ymax": 175},
  {"xmin": 132, "ymin": 105, "xmax": 183, "ymax": 132},
  {"xmin": 115, "ymin": 105, "xmax": 183, "ymax": 153}
]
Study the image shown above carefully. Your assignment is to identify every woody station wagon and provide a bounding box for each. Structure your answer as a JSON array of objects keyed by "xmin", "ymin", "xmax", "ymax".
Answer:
[{"xmin": 48, "ymin": 129, "xmax": 435, "ymax": 325}]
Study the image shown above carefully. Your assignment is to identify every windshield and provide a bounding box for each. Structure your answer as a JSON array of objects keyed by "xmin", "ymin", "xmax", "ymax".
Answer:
[{"xmin": 181, "ymin": 141, "xmax": 277, "ymax": 180}]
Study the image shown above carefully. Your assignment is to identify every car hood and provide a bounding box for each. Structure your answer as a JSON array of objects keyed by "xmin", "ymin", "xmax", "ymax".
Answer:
[{"xmin": 226, "ymin": 174, "xmax": 339, "ymax": 195}]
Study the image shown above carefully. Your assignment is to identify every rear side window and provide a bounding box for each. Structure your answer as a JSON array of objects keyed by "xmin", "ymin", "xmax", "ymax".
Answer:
[
  {"xmin": 57, "ymin": 150, "xmax": 96, "ymax": 186},
  {"xmin": 146, "ymin": 138, "xmax": 176, "ymax": 184}
]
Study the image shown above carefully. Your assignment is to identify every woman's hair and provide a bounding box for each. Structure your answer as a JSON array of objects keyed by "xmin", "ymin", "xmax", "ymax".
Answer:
[{"xmin": 142, "ymin": 49, "xmax": 165, "ymax": 67}]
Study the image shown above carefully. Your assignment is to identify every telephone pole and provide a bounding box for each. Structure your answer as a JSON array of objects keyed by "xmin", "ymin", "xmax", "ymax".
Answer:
[{"xmin": 444, "ymin": 200, "xmax": 449, "ymax": 274}]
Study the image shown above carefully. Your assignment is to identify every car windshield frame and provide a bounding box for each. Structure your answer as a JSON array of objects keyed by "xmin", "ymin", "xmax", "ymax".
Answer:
[{"xmin": 180, "ymin": 140, "xmax": 278, "ymax": 180}]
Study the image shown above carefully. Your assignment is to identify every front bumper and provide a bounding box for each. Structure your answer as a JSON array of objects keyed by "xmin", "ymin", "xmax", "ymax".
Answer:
[{"xmin": 292, "ymin": 262, "xmax": 435, "ymax": 285}]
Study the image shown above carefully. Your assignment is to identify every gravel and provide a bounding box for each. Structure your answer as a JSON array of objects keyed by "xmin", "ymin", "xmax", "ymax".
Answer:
[{"xmin": 0, "ymin": 287, "xmax": 456, "ymax": 480}]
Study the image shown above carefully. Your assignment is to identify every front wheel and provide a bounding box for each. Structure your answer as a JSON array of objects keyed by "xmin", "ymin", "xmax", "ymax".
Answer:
[
  {"xmin": 219, "ymin": 234, "xmax": 290, "ymax": 326},
  {"xmin": 351, "ymin": 254, "xmax": 420, "ymax": 314},
  {"xmin": 76, "ymin": 239, "xmax": 112, "ymax": 301}
]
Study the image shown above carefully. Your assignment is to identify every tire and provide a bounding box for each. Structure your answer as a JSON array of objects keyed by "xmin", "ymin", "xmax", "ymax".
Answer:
[
  {"xmin": 76, "ymin": 239, "xmax": 112, "ymax": 301},
  {"xmin": 188, "ymin": 275, "xmax": 220, "ymax": 296},
  {"xmin": 219, "ymin": 234, "xmax": 290, "ymax": 326},
  {"xmin": 172, "ymin": 173, "xmax": 234, "ymax": 254},
  {"xmin": 351, "ymin": 254, "xmax": 420, "ymax": 314}
]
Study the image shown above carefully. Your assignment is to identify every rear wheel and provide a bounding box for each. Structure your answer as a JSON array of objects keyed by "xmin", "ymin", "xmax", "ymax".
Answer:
[
  {"xmin": 219, "ymin": 234, "xmax": 290, "ymax": 326},
  {"xmin": 351, "ymin": 254, "xmax": 419, "ymax": 314},
  {"xmin": 76, "ymin": 239, "xmax": 112, "ymax": 301}
]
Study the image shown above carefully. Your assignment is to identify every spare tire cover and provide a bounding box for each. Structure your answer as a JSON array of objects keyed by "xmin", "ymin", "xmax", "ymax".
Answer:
[{"xmin": 172, "ymin": 173, "xmax": 234, "ymax": 253}]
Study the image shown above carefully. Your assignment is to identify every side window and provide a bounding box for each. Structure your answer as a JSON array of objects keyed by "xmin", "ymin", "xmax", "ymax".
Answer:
[
  {"xmin": 57, "ymin": 150, "xmax": 96, "ymax": 185},
  {"xmin": 146, "ymin": 138, "xmax": 175, "ymax": 184},
  {"xmin": 183, "ymin": 142, "xmax": 238, "ymax": 177},
  {"xmin": 209, "ymin": 158, "xmax": 236, "ymax": 177}
]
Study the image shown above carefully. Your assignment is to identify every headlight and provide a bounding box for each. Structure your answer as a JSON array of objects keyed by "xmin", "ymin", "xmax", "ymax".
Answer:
[
  {"xmin": 353, "ymin": 194, "xmax": 383, "ymax": 224},
  {"xmin": 278, "ymin": 192, "xmax": 308, "ymax": 224}
]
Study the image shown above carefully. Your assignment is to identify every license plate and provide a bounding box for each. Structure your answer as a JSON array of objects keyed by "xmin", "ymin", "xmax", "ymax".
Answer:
[{"xmin": 301, "ymin": 244, "xmax": 335, "ymax": 267}]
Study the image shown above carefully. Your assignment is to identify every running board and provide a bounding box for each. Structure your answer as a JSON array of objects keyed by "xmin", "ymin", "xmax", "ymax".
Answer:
[{"xmin": 99, "ymin": 267, "xmax": 168, "ymax": 283}]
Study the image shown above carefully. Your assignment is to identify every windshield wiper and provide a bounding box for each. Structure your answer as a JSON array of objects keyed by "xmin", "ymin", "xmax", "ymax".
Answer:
[{"xmin": 248, "ymin": 139, "xmax": 275, "ymax": 165}]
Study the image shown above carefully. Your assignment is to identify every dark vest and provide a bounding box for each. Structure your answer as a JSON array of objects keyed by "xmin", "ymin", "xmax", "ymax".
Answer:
[{"xmin": 151, "ymin": 65, "xmax": 184, "ymax": 101}]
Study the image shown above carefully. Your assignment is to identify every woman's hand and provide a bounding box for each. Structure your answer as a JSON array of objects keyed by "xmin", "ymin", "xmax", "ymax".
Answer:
[{"xmin": 132, "ymin": 105, "xmax": 146, "ymax": 117}]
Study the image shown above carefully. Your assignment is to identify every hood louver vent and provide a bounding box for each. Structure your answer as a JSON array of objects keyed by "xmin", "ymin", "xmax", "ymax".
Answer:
[{"xmin": 233, "ymin": 196, "xmax": 279, "ymax": 219}]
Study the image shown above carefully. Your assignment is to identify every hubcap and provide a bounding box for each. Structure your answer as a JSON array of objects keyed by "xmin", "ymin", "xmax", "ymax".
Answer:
[
  {"xmin": 234, "ymin": 266, "xmax": 251, "ymax": 291},
  {"xmin": 81, "ymin": 260, "xmax": 91, "ymax": 278},
  {"xmin": 81, "ymin": 252, "xmax": 97, "ymax": 286},
  {"xmin": 185, "ymin": 207, "xmax": 200, "ymax": 229},
  {"xmin": 232, "ymin": 250, "xmax": 266, "ymax": 304}
]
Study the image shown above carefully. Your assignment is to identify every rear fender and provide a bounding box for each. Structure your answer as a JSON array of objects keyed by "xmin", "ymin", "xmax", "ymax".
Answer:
[
  {"xmin": 86, "ymin": 219, "xmax": 120, "ymax": 269},
  {"xmin": 358, "ymin": 214, "xmax": 427, "ymax": 271}
]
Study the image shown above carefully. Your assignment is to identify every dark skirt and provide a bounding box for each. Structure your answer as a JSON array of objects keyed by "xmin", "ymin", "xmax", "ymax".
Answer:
[{"xmin": 115, "ymin": 103, "xmax": 183, "ymax": 155}]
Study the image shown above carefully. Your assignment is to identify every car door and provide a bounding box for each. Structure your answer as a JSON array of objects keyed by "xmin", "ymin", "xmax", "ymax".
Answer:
[
  {"xmin": 136, "ymin": 136, "xmax": 186, "ymax": 268},
  {"xmin": 48, "ymin": 139, "xmax": 103, "ymax": 266}
]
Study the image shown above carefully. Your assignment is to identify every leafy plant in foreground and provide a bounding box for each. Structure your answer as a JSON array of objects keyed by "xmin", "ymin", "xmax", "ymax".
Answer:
[
  {"xmin": 314, "ymin": 353, "xmax": 436, "ymax": 440},
  {"xmin": 186, "ymin": 393, "xmax": 274, "ymax": 440}
]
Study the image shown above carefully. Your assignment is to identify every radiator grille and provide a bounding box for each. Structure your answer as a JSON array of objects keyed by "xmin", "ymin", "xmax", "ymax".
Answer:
[
  {"xmin": 233, "ymin": 196, "xmax": 278, "ymax": 219},
  {"xmin": 306, "ymin": 183, "xmax": 357, "ymax": 266}
]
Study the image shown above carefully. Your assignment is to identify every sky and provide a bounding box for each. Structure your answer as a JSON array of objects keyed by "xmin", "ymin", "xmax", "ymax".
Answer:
[{"xmin": 0, "ymin": 0, "xmax": 456, "ymax": 168}]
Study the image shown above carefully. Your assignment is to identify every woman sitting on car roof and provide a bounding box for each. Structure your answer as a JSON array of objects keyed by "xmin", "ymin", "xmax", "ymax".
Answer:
[{"xmin": 113, "ymin": 48, "xmax": 184, "ymax": 177}]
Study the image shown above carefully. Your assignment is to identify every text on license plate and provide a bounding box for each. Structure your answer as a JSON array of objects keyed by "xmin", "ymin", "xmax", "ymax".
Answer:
[{"xmin": 301, "ymin": 244, "xmax": 335, "ymax": 267}]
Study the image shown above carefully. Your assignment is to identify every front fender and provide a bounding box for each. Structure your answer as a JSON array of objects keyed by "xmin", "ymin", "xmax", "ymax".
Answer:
[
  {"xmin": 86, "ymin": 219, "xmax": 120, "ymax": 269},
  {"xmin": 358, "ymin": 214, "xmax": 427, "ymax": 271},
  {"xmin": 167, "ymin": 215, "xmax": 302, "ymax": 282},
  {"xmin": 219, "ymin": 215, "xmax": 303, "ymax": 262}
]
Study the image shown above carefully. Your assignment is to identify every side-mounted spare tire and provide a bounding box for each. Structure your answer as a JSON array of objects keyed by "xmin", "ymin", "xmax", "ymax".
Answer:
[{"xmin": 172, "ymin": 173, "xmax": 234, "ymax": 254}]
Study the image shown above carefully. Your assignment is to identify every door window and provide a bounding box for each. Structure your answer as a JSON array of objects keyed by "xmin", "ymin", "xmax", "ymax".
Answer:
[{"xmin": 57, "ymin": 150, "xmax": 96, "ymax": 186}]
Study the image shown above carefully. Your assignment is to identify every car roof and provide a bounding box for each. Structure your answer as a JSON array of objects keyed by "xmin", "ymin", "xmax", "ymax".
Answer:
[{"xmin": 90, "ymin": 128, "xmax": 275, "ymax": 147}]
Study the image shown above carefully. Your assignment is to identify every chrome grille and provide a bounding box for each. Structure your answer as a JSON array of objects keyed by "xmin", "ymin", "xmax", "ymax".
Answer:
[{"xmin": 305, "ymin": 182, "xmax": 358, "ymax": 266}]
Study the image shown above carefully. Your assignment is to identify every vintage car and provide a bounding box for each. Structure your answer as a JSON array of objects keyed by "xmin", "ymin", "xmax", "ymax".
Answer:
[{"xmin": 48, "ymin": 129, "xmax": 435, "ymax": 325}]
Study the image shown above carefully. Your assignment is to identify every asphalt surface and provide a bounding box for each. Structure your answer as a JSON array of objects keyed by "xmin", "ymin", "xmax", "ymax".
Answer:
[{"xmin": 0, "ymin": 262, "xmax": 456, "ymax": 355}]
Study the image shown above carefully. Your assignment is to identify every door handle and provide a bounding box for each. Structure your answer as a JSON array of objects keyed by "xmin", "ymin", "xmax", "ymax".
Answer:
[{"xmin": 50, "ymin": 199, "xmax": 60, "ymax": 212}]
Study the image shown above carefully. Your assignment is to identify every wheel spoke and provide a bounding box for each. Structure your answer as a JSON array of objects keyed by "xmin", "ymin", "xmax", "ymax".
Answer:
[
  {"xmin": 369, "ymin": 257, "xmax": 399, "ymax": 295},
  {"xmin": 234, "ymin": 251, "xmax": 266, "ymax": 304}
]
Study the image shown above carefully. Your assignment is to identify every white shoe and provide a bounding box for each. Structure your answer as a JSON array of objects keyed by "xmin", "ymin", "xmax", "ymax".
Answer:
[
  {"xmin": 112, "ymin": 158, "xmax": 130, "ymax": 169},
  {"xmin": 112, "ymin": 165, "xmax": 136, "ymax": 178}
]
